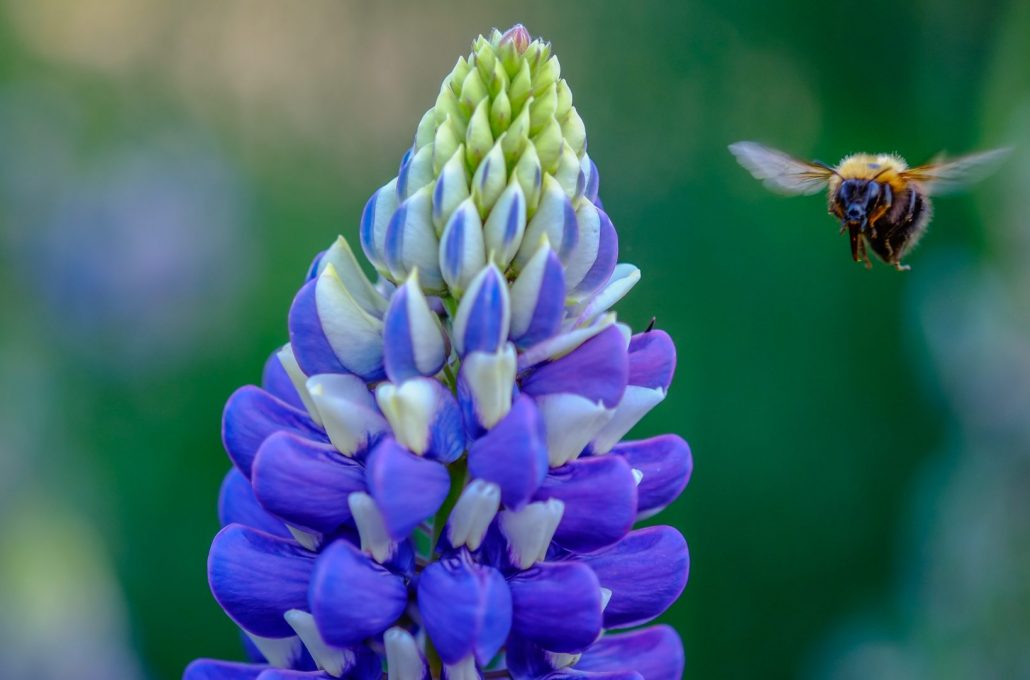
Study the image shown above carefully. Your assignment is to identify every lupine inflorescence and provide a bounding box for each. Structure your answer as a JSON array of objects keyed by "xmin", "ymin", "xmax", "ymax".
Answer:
[{"xmin": 186, "ymin": 25, "xmax": 692, "ymax": 680}]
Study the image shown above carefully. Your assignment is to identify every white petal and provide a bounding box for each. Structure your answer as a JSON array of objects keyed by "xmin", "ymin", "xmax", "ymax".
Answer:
[
  {"xmin": 286, "ymin": 525, "xmax": 322, "ymax": 552},
  {"xmin": 375, "ymin": 379, "xmax": 438, "ymax": 455},
  {"xmin": 245, "ymin": 633, "xmax": 304, "ymax": 669},
  {"xmin": 568, "ymin": 264, "xmax": 641, "ymax": 327},
  {"xmin": 462, "ymin": 345, "xmax": 516, "ymax": 429},
  {"xmin": 563, "ymin": 201, "xmax": 601, "ymax": 292},
  {"xmin": 317, "ymin": 236, "xmax": 388, "ymax": 317},
  {"xmin": 316, "ymin": 263, "xmax": 384, "ymax": 378},
  {"xmin": 439, "ymin": 199, "xmax": 486, "ymax": 295},
  {"xmin": 517, "ymin": 313, "xmax": 615, "ymax": 371},
  {"xmin": 483, "ymin": 181, "xmax": 527, "ymax": 268},
  {"xmin": 285, "ymin": 609, "xmax": 355, "ymax": 677},
  {"xmin": 444, "ymin": 655, "xmax": 479, "ymax": 680},
  {"xmin": 535, "ymin": 393, "xmax": 614, "ymax": 466},
  {"xmin": 499, "ymin": 499, "xmax": 564, "ymax": 569},
  {"xmin": 348, "ymin": 492, "xmax": 395, "ymax": 564},
  {"xmin": 385, "ymin": 627, "xmax": 427, "ymax": 680},
  {"xmin": 400, "ymin": 274, "xmax": 449, "ymax": 375},
  {"xmin": 448, "ymin": 480, "xmax": 501, "ymax": 551},
  {"xmin": 307, "ymin": 373, "xmax": 388, "ymax": 456},
  {"xmin": 591, "ymin": 386, "xmax": 667, "ymax": 454},
  {"xmin": 514, "ymin": 174, "xmax": 573, "ymax": 270},
  {"xmin": 509, "ymin": 241, "xmax": 552, "ymax": 340},
  {"xmin": 276, "ymin": 344, "xmax": 322, "ymax": 425}
]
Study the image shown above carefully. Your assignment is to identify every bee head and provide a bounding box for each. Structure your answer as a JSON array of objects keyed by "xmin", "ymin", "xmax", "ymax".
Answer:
[{"xmin": 836, "ymin": 179, "xmax": 882, "ymax": 224}]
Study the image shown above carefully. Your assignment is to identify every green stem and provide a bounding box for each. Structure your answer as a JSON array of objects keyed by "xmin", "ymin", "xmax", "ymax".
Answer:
[{"xmin": 424, "ymin": 456, "xmax": 468, "ymax": 676}]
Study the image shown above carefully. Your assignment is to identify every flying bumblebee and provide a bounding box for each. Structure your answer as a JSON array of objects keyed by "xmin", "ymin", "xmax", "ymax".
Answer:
[{"xmin": 728, "ymin": 141, "xmax": 1009, "ymax": 270}]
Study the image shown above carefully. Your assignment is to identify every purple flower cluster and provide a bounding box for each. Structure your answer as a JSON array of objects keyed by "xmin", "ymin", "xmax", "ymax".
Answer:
[{"xmin": 186, "ymin": 26, "xmax": 692, "ymax": 680}]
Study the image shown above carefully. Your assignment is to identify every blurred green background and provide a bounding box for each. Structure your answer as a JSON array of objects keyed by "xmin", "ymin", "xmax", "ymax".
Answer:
[{"xmin": 1, "ymin": 1, "xmax": 1028, "ymax": 679}]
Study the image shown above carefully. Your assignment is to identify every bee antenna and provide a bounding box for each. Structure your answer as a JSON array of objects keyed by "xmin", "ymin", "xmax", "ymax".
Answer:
[
  {"xmin": 871, "ymin": 167, "xmax": 891, "ymax": 181},
  {"xmin": 813, "ymin": 160, "xmax": 842, "ymax": 178}
]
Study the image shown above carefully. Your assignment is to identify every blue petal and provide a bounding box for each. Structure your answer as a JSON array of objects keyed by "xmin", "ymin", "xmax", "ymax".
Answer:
[
  {"xmin": 546, "ymin": 671, "xmax": 642, "ymax": 680},
  {"xmin": 383, "ymin": 275, "xmax": 449, "ymax": 382},
  {"xmin": 309, "ymin": 539, "xmax": 408, "ymax": 647},
  {"xmin": 611, "ymin": 435, "xmax": 692, "ymax": 517},
  {"xmin": 222, "ymin": 386, "xmax": 325, "ymax": 478},
  {"xmin": 218, "ymin": 467, "xmax": 291, "ymax": 538},
  {"xmin": 520, "ymin": 325, "xmax": 628, "ymax": 408},
  {"xmin": 576, "ymin": 625, "xmax": 684, "ymax": 680},
  {"xmin": 504, "ymin": 635, "xmax": 558, "ymax": 680},
  {"xmin": 365, "ymin": 437, "xmax": 451, "ymax": 540},
  {"xmin": 467, "ymin": 395, "xmax": 548, "ymax": 509},
  {"xmin": 580, "ymin": 526, "xmax": 689, "ymax": 629},
  {"xmin": 254, "ymin": 644, "xmax": 380, "ymax": 679},
  {"xmin": 508, "ymin": 561, "xmax": 602, "ymax": 653},
  {"xmin": 570, "ymin": 207, "xmax": 618, "ymax": 298},
  {"xmin": 251, "ymin": 432, "xmax": 366, "ymax": 534},
  {"xmin": 288, "ymin": 278, "xmax": 350, "ymax": 376},
  {"xmin": 417, "ymin": 553, "xmax": 512, "ymax": 664},
  {"xmin": 262, "ymin": 351, "xmax": 304, "ymax": 410},
  {"xmin": 509, "ymin": 245, "xmax": 565, "ymax": 349},
  {"xmin": 584, "ymin": 158, "xmax": 600, "ymax": 204},
  {"xmin": 183, "ymin": 660, "xmax": 266, "ymax": 680},
  {"xmin": 453, "ymin": 265, "xmax": 510, "ymax": 356},
  {"xmin": 208, "ymin": 525, "xmax": 314, "ymax": 638},
  {"xmin": 627, "ymin": 330, "xmax": 676, "ymax": 390},
  {"xmin": 534, "ymin": 455, "xmax": 637, "ymax": 553}
]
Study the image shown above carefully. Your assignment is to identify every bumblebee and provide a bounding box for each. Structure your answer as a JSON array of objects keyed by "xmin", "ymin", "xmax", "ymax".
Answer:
[{"xmin": 728, "ymin": 141, "xmax": 1009, "ymax": 270}]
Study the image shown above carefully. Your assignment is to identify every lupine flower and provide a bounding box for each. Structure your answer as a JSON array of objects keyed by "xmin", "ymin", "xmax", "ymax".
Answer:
[{"xmin": 186, "ymin": 25, "xmax": 692, "ymax": 680}]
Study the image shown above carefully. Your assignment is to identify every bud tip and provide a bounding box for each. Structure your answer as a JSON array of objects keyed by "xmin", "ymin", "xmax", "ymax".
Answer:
[{"xmin": 501, "ymin": 24, "xmax": 531, "ymax": 53}]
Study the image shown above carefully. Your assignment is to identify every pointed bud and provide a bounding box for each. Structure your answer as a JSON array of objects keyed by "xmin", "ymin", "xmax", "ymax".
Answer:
[
  {"xmin": 489, "ymin": 88, "xmax": 512, "ymax": 138},
  {"xmin": 514, "ymin": 174, "xmax": 577, "ymax": 270},
  {"xmin": 565, "ymin": 203, "xmax": 619, "ymax": 297},
  {"xmin": 432, "ymin": 114, "xmax": 463, "ymax": 175},
  {"xmin": 483, "ymin": 180, "xmax": 527, "ymax": 269},
  {"xmin": 460, "ymin": 67, "xmax": 488, "ymax": 111},
  {"xmin": 360, "ymin": 179, "xmax": 399, "ymax": 272},
  {"xmin": 562, "ymin": 106, "xmax": 587, "ymax": 156},
  {"xmin": 500, "ymin": 24, "xmax": 531, "ymax": 54},
  {"xmin": 316, "ymin": 235, "xmax": 388, "ymax": 317},
  {"xmin": 529, "ymin": 82, "xmax": 558, "ymax": 135},
  {"xmin": 384, "ymin": 186, "xmax": 445, "ymax": 292},
  {"xmin": 502, "ymin": 102, "xmax": 531, "ymax": 162},
  {"xmin": 439, "ymin": 198, "xmax": 487, "ymax": 295},
  {"xmin": 453, "ymin": 264, "xmax": 511, "ymax": 356},
  {"xmin": 383, "ymin": 271, "xmax": 451, "ymax": 382},
  {"xmin": 532, "ymin": 117, "xmax": 563, "ymax": 173},
  {"xmin": 433, "ymin": 145, "xmax": 471, "ymax": 233},
  {"xmin": 397, "ymin": 144, "xmax": 435, "ymax": 201},
  {"xmin": 414, "ymin": 108, "xmax": 438, "ymax": 149},
  {"xmin": 555, "ymin": 79, "xmax": 573, "ymax": 120},
  {"xmin": 465, "ymin": 99, "xmax": 493, "ymax": 168},
  {"xmin": 509, "ymin": 59, "xmax": 533, "ymax": 112},
  {"xmin": 510, "ymin": 241, "xmax": 565, "ymax": 347},
  {"xmin": 471, "ymin": 140, "xmax": 507, "ymax": 215}
]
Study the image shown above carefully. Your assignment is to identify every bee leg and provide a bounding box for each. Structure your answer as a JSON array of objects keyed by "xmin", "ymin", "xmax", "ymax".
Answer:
[
  {"xmin": 848, "ymin": 224, "xmax": 862, "ymax": 262},
  {"xmin": 894, "ymin": 262, "xmax": 911, "ymax": 272}
]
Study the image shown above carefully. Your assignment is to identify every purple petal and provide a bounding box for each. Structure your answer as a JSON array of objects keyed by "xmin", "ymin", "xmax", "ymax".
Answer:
[
  {"xmin": 504, "ymin": 635, "xmax": 558, "ymax": 680},
  {"xmin": 208, "ymin": 525, "xmax": 314, "ymax": 638},
  {"xmin": 309, "ymin": 539, "xmax": 408, "ymax": 647},
  {"xmin": 580, "ymin": 526, "xmax": 689, "ymax": 629},
  {"xmin": 611, "ymin": 435, "xmax": 692, "ymax": 517},
  {"xmin": 365, "ymin": 438, "xmax": 451, "ymax": 540},
  {"xmin": 417, "ymin": 553, "xmax": 512, "ymax": 665},
  {"xmin": 218, "ymin": 467, "xmax": 291, "ymax": 538},
  {"xmin": 262, "ymin": 351, "xmax": 304, "ymax": 410},
  {"xmin": 288, "ymin": 278, "xmax": 350, "ymax": 376},
  {"xmin": 251, "ymin": 432, "xmax": 366, "ymax": 534},
  {"xmin": 570, "ymin": 207, "xmax": 618, "ymax": 298},
  {"xmin": 520, "ymin": 325, "xmax": 628, "ymax": 408},
  {"xmin": 576, "ymin": 625, "xmax": 684, "ymax": 680},
  {"xmin": 467, "ymin": 396, "xmax": 548, "ymax": 510},
  {"xmin": 627, "ymin": 331, "xmax": 676, "ymax": 390},
  {"xmin": 222, "ymin": 385, "xmax": 325, "ymax": 478},
  {"xmin": 183, "ymin": 660, "xmax": 267, "ymax": 680},
  {"xmin": 508, "ymin": 561, "xmax": 602, "ymax": 653},
  {"xmin": 547, "ymin": 671, "xmax": 643, "ymax": 680},
  {"xmin": 534, "ymin": 455, "xmax": 637, "ymax": 553}
]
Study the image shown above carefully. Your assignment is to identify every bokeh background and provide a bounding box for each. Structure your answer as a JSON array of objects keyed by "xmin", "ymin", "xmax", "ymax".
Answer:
[{"xmin": 1, "ymin": 1, "xmax": 1028, "ymax": 679}]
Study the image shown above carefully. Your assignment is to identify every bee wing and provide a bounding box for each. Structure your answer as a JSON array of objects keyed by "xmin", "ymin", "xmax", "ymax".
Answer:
[
  {"xmin": 900, "ymin": 147, "xmax": 1011, "ymax": 195},
  {"xmin": 728, "ymin": 141, "xmax": 833, "ymax": 195}
]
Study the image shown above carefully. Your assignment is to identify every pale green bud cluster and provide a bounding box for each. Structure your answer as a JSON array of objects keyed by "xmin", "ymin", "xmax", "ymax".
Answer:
[{"xmin": 360, "ymin": 25, "xmax": 603, "ymax": 300}]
